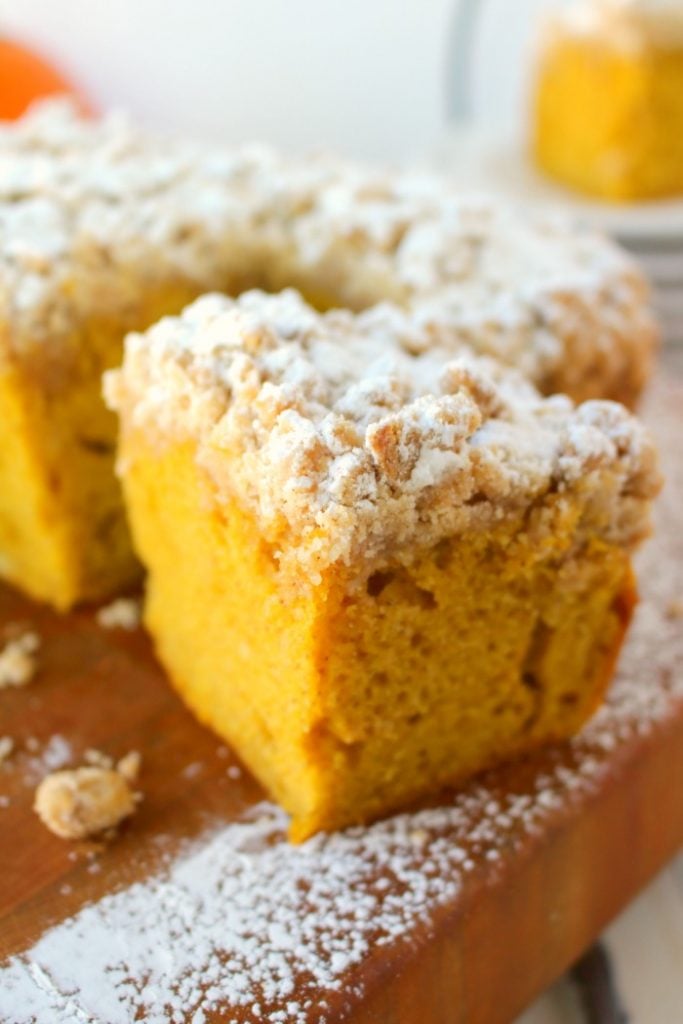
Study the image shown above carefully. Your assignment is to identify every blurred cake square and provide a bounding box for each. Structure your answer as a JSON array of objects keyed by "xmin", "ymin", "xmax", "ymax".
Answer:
[{"xmin": 533, "ymin": 0, "xmax": 683, "ymax": 201}]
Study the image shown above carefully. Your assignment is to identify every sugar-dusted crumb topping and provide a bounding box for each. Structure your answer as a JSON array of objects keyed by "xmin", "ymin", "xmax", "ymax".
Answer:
[
  {"xmin": 0, "ymin": 736, "xmax": 13, "ymax": 765},
  {"xmin": 547, "ymin": 0, "xmax": 683, "ymax": 48},
  {"xmin": 0, "ymin": 101, "xmax": 655, "ymax": 399},
  {"xmin": 106, "ymin": 290, "xmax": 660, "ymax": 585},
  {"xmin": 33, "ymin": 753, "xmax": 141, "ymax": 841},
  {"xmin": 95, "ymin": 597, "xmax": 141, "ymax": 631},
  {"xmin": 0, "ymin": 630, "xmax": 40, "ymax": 689}
]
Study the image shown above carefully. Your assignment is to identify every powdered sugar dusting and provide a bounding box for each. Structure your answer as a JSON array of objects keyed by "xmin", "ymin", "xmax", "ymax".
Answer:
[
  {"xmin": 19, "ymin": 734, "xmax": 75, "ymax": 786},
  {"xmin": 0, "ymin": 370, "xmax": 680, "ymax": 1023}
]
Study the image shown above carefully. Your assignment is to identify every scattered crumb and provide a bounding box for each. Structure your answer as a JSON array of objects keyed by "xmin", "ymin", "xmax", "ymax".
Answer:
[
  {"xmin": 96, "ymin": 598, "xmax": 141, "ymax": 631},
  {"xmin": 84, "ymin": 749, "xmax": 114, "ymax": 770},
  {"xmin": 117, "ymin": 750, "xmax": 141, "ymax": 784},
  {"xmin": 0, "ymin": 736, "xmax": 13, "ymax": 765},
  {"xmin": 0, "ymin": 631, "xmax": 40, "ymax": 689},
  {"xmin": 666, "ymin": 598, "xmax": 683, "ymax": 620},
  {"xmin": 181, "ymin": 761, "xmax": 203, "ymax": 781},
  {"xmin": 34, "ymin": 756, "xmax": 141, "ymax": 841},
  {"xmin": 226, "ymin": 764, "xmax": 242, "ymax": 780},
  {"xmin": 0, "ymin": 795, "xmax": 9, "ymax": 809}
]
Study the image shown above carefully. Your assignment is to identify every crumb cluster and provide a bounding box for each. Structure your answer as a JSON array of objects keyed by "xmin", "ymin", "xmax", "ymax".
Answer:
[
  {"xmin": 95, "ymin": 597, "xmax": 141, "ymax": 631},
  {"xmin": 0, "ymin": 631, "xmax": 40, "ymax": 689},
  {"xmin": 34, "ymin": 752, "xmax": 141, "ymax": 840}
]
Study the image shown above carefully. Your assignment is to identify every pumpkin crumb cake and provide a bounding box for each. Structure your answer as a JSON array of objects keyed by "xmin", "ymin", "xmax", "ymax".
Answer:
[
  {"xmin": 105, "ymin": 290, "xmax": 660, "ymax": 839},
  {"xmin": 0, "ymin": 102, "xmax": 657, "ymax": 610},
  {"xmin": 533, "ymin": 0, "xmax": 683, "ymax": 201}
]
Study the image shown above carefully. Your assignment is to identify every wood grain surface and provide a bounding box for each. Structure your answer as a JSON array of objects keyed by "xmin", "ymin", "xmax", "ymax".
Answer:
[{"xmin": 0, "ymin": 356, "xmax": 682, "ymax": 1024}]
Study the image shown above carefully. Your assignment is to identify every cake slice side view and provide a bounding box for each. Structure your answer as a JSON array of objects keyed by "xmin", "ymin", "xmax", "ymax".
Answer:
[{"xmin": 106, "ymin": 291, "xmax": 660, "ymax": 839}]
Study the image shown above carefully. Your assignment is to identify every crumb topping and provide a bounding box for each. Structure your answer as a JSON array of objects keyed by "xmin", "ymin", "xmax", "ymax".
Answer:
[
  {"xmin": 34, "ymin": 753, "xmax": 141, "ymax": 841},
  {"xmin": 0, "ymin": 631, "xmax": 40, "ymax": 689},
  {"xmin": 106, "ymin": 290, "xmax": 660, "ymax": 585},
  {"xmin": 96, "ymin": 597, "xmax": 141, "ymax": 631},
  {"xmin": 0, "ymin": 101, "xmax": 655, "ymax": 398},
  {"xmin": 0, "ymin": 736, "xmax": 13, "ymax": 764},
  {"xmin": 548, "ymin": 0, "xmax": 683, "ymax": 49}
]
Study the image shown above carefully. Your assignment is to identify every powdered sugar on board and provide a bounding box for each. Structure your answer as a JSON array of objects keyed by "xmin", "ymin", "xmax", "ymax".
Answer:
[{"xmin": 0, "ymin": 367, "xmax": 681, "ymax": 1024}]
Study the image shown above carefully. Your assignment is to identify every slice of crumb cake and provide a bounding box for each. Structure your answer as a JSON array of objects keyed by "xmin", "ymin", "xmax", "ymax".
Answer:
[{"xmin": 105, "ymin": 290, "xmax": 660, "ymax": 839}]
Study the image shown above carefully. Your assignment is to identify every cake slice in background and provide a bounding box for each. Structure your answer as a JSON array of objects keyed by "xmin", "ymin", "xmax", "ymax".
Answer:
[{"xmin": 532, "ymin": 0, "xmax": 683, "ymax": 201}]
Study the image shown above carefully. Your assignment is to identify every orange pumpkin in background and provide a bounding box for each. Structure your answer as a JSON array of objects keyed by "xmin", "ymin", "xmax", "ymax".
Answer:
[{"xmin": 0, "ymin": 36, "xmax": 91, "ymax": 119}]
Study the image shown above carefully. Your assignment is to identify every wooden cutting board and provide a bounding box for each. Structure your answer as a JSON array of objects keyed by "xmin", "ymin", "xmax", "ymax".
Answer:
[{"xmin": 0, "ymin": 356, "xmax": 682, "ymax": 1024}]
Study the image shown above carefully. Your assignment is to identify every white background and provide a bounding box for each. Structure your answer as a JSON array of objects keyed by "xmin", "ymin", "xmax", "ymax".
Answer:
[{"xmin": 0, "ymin": 0, "xmax": 567, "ymax": 162}]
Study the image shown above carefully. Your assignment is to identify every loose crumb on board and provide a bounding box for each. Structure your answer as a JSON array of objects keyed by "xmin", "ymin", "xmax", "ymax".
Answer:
[
  {"xmin": 0, "ymin": 631, "xmax": 40, "ymax": 689},
  {"xmin": 95, "ymin": 598, "xmax": 141, "ymax": 631},
  {"xmin": 83, "ymin": 749, "xmax": 114, "ymax": 770},
  {"xmin": 117, "ymin": 750, "xmax": 142, "ymax": 784},
  {"xmin": 33, "ymin": 753, "xmax": 142, "ymax": 841},
  {"xmin": 0, "ymin": 736, "xmax": 13, "ymax": 765}
]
